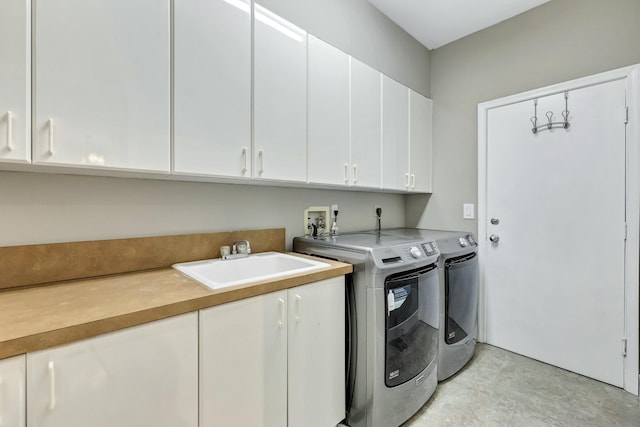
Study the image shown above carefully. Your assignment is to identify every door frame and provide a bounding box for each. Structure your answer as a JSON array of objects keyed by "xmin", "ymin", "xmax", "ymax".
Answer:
[{"xmin": 478, "ymin": 64, "xmax": 640, "ymax": 395}]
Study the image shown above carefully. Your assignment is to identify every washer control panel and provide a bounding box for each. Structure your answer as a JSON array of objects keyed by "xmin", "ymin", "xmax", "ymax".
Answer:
[
  {"xmin": 374, "ymin": 241, "xmax": 439, "ymax": 267},
  {"xmin": 421, "ymin": 241, "xmax": 438, "ymax": 256}
]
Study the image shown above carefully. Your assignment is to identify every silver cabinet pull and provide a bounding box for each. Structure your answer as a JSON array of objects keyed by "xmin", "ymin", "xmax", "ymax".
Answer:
[
  {"xmin": 490, "ymin": 217, "xmax": 500, "ymax": 225},
  {"xmin": 48, "ymin": 361, "xmax": 56, "ymax": 410},
  {"xmin": 278, "ymin": 298, "xmax": 285, "ymax": 328},
  {"xmin": 5, "ymin": 111, "xmax": 13, "ymax": 152},
  {"xmin": 258, "ymin": 149, "xmax": 264, "ymax": 175},
  {"xmin": 295, "ymin": 294, "xmax": 302, "ymax": 322},
  {"xmin": 352, "ymin": 164, "xmax": 358, "ymax": 183},
  {"xmin": 489, "ymin": 234, "xmax": 500, "ymax": 243},
  {"xmin": 47, "ymin": 119, "xmax": 54, "ymax": 155},
  {"xmin": 241, "ymin": 147, "xmax": 248, "ymax": 174}
]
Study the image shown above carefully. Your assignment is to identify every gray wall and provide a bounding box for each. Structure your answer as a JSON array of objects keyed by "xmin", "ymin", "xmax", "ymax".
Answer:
[
  {"xmin": 406, "ymin": 0, "xmax": 640, "ymax": 233},
  {"xmin": 2, "ymin": 0, "xmax": 429, "ymax": 248},
  {"xmin": 1, "ymin": 172, "xmax": 404, "ymax": 247},
  {"xmin": 257, "ymin": 0, "xmax": 430, "ymax": 96}
]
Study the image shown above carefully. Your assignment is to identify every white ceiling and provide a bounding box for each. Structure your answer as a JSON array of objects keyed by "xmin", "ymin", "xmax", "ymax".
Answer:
[{"xmin": 368, "ymin": 0, "xmax": 552, "ymax": 50}]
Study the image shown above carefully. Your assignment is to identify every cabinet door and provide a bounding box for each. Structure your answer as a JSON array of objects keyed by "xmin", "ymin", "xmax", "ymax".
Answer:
[
  {"xmin": 253, "ymin": 4, "xmax": 307, "ymax": 182},
  {"xmin": 409, "ymin": 90, "xmax": 433, "ymax": 193},
  {"xmin": 0, "ymin": 355, "xmax": 26, "ymax": 427},
  {"xmin": 381, "ymin": 75, "xmax": 409, "ymax": 191},
  {"xmin": 27, "ymin": 313, "xmax": 198, "ymax": 427},
  {"xmin": 174, "ymin": 0, "xmax": 251, "ymax": 179},
  {"xmin": 288, "ymin": 277, "xmax": 345, "ymax": 427},
  {"xmin": 200, "ymin": 291, "xmax": 287, "ymax": 427},
  {"xmin": 307, "ymin": 35, "xmax": 350, "ymax": 186},
  {"xmin": 350, "ymin": 58, "xmax": 381, "ymax": 189},
  {"xmin": 0, "ymin": 0, "xmax": 30, "ymax": 164},
  {"xmin": 32, "ymin": 0, "xmax": 170, "ymax": 173}
]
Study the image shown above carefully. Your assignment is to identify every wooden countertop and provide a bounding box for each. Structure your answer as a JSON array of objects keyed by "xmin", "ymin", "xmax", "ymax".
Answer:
[{"xmin": 0, "ymin": 253, "xmax": 352, "ymax": 360}]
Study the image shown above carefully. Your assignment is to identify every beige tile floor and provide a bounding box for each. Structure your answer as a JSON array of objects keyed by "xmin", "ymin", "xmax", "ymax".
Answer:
[{"xmin": 404, "ymin": 344, "xmax": 640, "ymax": 427}]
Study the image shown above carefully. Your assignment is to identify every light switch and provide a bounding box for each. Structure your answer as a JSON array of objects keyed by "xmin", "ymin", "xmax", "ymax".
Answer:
[{"xmin": 463, "ymin": 203, "xmax": 475, "ymax": 220}]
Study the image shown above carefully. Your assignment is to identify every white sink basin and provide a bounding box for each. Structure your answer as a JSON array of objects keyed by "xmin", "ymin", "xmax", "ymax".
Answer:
[{"xmin": 173, "ymin": 251, "xmax": 329, "ymax": 290}]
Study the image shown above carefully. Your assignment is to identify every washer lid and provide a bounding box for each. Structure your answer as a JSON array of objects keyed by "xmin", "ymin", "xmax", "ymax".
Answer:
[{"xmin": 324, "ymin": 233, "xmax": 416, "ymax": 249}]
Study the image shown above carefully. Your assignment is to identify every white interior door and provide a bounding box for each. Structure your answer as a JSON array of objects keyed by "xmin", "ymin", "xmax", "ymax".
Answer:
[{"xmin": 484, "ymin": 79, "xmax": 627, "ymax": 387}]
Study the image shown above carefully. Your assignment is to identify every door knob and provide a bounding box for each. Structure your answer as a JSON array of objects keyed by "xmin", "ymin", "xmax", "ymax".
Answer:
[
  {"xmin": 490, "ymin": 217, "xmax": 500, "ymax": 225},
  {"xmin": 489, "ymin": 234, "xmax": 500, "ymax": 243}
]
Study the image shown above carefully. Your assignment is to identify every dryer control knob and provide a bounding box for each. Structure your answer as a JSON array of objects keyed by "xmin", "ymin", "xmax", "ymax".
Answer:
[{"xmin": 409, "ymin": 246, "xmax": 422, "ymax": 259}]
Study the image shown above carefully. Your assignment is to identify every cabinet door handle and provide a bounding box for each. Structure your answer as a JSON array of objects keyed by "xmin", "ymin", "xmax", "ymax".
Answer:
[
  {"xmin": 353, "ymin": 164, "xmax": 358, "ymax": 184},
  {"xmin": 405, "ymin": 172, "xmax": 410, "ymax": 188},
  {"xmin": 5, "ymin": 111, "xmax": 13, "ymax": 152},
  {"xmin": 278, "ymin": 298, "xmax": 285, "ymax": 328},
  {"xmin": 343, "ymin": 163, "xmax": 349, "ymax": 183},
  {"xmin": 410, "ymin": 174, "xmax": 416, "ymax": 189},
  {"xmin": 48, "ymin": 361, "xmax": 56, "ymax": 411},
  {"xmin": 241, "ymin": 147, "xmax": 248, "ymax": 174},
  {"xmin": 258, "ymin": 150, "xmax": 264, "ymax": 175},
  {"xmin": 47, "ymin": 118, "xmax": 54, "ymax": 155},
  {"xmin": 295, "ymin": 294, "xmax": 302, "ymax": 322},
  {"xmin": 0, "ymin": 375, "xmax": 4, "ymax": 426}
]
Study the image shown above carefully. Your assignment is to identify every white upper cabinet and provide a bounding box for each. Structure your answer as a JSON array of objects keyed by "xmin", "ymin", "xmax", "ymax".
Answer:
[
  {"xmin": 381, "ymin": 75, "xmax": 409, "ymax": 191},
  {"xmin": 27, "ymin": 313, "xmax": 198, "ymax": 427},
  {"xmin": 350, "ymin": 58, "xmax": 382, "ymax": 189},
  {"xmin": 253, "ymin": 4, "xmax": 307, "ymax": 182},
  {"xmin": 409, "ymin": 90, "xmax": 433, "ymax": 192},
  {"xmin": 0, "ymin": 0, "xmax": 30, "ymax": 164},
  {"xmin": 174, "ymin": 0, "xmax": 251, "ymax": 179},
  {"xmin": 381, "ymin": 76, "xmax": 432, "ymax": 192},
  {"xmin": 32, "ymin": 0, "xmax": 170, "ymax": 173},
  {"xmin": 307, "ymin": 35, "xmax": 350, "ymax": 186},
  {"xmin": 0, "ymin": 355, "xmax": 26, "ymax": 427}
]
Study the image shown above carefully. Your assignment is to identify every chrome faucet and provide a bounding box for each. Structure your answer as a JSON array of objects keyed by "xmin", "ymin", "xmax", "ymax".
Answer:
[
  {"xmin": 232, "ymin": 240, "xmax": 251, "ymax": 255},
  {"xmin": 223, "ymin": 240, "xmax": 251, "ymax": 260}
]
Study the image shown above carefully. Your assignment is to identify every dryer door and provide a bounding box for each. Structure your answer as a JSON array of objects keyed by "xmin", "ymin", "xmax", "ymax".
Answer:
[
  {"xmin": 444, "ymin": 252, "xmax": 479, "ymax": 344},
  {"xmin": 384, "ymin": 264, "xmax": 439, "ymax": 387}
]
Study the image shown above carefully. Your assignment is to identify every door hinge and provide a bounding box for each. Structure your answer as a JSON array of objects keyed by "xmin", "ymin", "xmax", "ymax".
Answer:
[
  {"xmin": 624, "ymin": 106, "xmax": 629, "ymax": 124},
  {"xmin": 622, "ymin": 338, "xmax": 628, "ymax": 356}
]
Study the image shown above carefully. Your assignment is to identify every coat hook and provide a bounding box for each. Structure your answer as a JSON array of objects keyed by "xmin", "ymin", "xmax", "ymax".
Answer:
[
  {"xmin": 546, "ymin": 111, "xmax": 554, "ymax": 129},
  {"xmin": 561, "ymin": 110, "xmax": 570, "ymax": 129}
]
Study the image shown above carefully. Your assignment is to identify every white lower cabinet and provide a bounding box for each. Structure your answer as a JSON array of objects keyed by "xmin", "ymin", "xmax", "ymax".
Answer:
[
  {"xmin": 0, "ymin": 355, "xmax": 26, "ymax": 427},
  {"xmin": 200, "ymin": 277, "xmax": 345, "ymax": 427},
  {"xmin": 287, "ymin": 277, "xmax": 345, "ymax": 427},
  {"xmin": 26, "ymin": 313, "xmax": 198, "ymax": 427}
]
